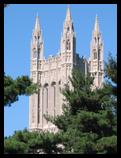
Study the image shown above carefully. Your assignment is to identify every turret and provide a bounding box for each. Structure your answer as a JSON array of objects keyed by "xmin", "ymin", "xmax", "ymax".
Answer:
[
  {"xmin": 60, "ymin": 5, "xmax": 76, "ymax": 54},
  {"xmin": 89, "ymin": 15, "xmax": 104, "ymax": 88},
  {"xmin": 31, "ymin": 14, "xmax": 44, "ymax": 60}
]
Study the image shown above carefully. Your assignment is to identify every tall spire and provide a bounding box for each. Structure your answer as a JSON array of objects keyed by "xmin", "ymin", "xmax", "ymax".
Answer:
[
  {"xmin": 34, "ymin": 13, "xmax": 41, "ymax": 32},
  {"xmin": 94, "ymin": 14, "xmax": 100, "ymax": 33},
  {"xmin": 60, "ymin": 5, "xmax": 76, "ymax": 53},
  {"xmin": 65, "ymin": 5, "xmax": 71, "ymax": 21},
  {"xmin": 89, "ymin": 15, "xmax": 104, "ymax": 89},
  {"xmin": 32, "ymin": 14, "xmax": 44, "ymax": 60}
]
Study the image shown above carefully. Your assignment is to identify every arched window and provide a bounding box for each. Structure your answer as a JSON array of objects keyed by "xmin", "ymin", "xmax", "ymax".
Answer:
[
  {"xmin": 95, "ymin": 37, "xmax": 96, "ymax": 42},
  {"xmin": 98, "ymin": 49, "xmax": 101, "ymax": 60},
  {"xmin": 33, "ymin": 48, "xmax": 37, "ymax": 58},
  {"xmin": 42, "ymin": 83, "xmax": 49, "ymax": 126},
  {"xmin": 67, "ymin": 27, "xmax": 70, "ymax": 32},
  {"xmin": 44, "ymin": 83, "xmax": 48, "ymax": 115},
  {"xmin": 38, "ymin": 48, "xmax": 40, "ymax": 59},
  {"xmin": 34, "ymin": 36, "xmax": 37, "ymax": 40},
  {"xmin": 51, "ymin": 82, "xmax": 56, "ymax": 117},
  {"xmin": 66, "ymin": 39, "xmax": 71, "ymax": 50},
  {"xmin": 94, "ymin": 52, "xmax": 97, "ymax": 59},
  {"xmin": 98, "ymin": 36, "xmax": 100, "ymax": 42},
  {"xmin": 58, "ymin": 80, "xmax": 61, "ymax": 85},
  {"xmin": 37, "ymin": 89, "xmax": 40, "ymax": 124}
]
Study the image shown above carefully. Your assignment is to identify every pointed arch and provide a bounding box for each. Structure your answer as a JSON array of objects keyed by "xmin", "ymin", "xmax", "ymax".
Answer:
[
  {"xmin": 66, "ymin": 39, "xmax": 71, "ymax": 50},
  {"xmin": 33, "ymin": 48, "xmax": 37, "ymax": 58},
  {"xmin": 51, "ymin": 81, "xmax": 56, "ymax": 117},
  {"xmin": 42, "ymin": 83, "xmax": 49, "ymax": 126}
]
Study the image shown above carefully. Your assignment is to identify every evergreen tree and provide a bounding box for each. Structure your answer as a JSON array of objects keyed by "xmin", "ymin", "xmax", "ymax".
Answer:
[
  {"xmin": 4, "ymin": 74, "xmax": 38, "ymax": 106},
  {"xmin": 4, "ymin": 54, "xmax": 117, "ymax": 154},
  {"xmin": 4, "ymin": 129, "xmax": 62, "ymax": 154},
  {"xmin": 46, "ymin": 54, "xmax": 117, "ymax": 153}
]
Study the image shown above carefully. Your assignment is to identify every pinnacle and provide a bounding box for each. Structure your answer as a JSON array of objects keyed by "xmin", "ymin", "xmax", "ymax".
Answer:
[
  {"xmin": 34, "ymin": 13, "xmax": 41, "ymax": 32},
  {"xmin": 94, "ymin": 14, "xmax": 100, "ymax": 33},
  {"xmin": 65, "ymin": 5, "xmax": 71, "ymax": 21}
]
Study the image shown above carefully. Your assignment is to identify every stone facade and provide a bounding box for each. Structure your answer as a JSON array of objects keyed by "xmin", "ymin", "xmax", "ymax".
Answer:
[
  {"xmin": 29, "ymin": 7, "xmax": 104, "ymax": 132},
  {"xmin": 89, "ymin": 15, "xmax": 104, "ymax": 89}
]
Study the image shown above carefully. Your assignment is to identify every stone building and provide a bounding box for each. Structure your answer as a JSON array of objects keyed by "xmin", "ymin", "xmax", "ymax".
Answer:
[
  {"xmin": 29, "ymin": 6, "xmax": 104, "ymax": 132},
  {"xmin": 89, "ymin": 15, "xmax": 104, "ymax": 89}
]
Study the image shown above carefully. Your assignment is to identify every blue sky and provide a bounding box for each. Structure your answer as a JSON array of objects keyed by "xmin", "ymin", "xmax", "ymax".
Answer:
[{"xmin": 4, "ymin": 4, "xmax": 117, "ymax": 137}]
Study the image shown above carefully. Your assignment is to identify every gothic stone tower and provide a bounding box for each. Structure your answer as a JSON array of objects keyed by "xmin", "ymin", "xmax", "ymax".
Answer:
[
  {"xmin": 89, "ymin": 15, "xmax": 104, "ymax": 89},
  {"xmin": 29, "ymin": 7, "xmax": 79, "ymax": 132},
  {"xmin": 29, "ymin": 8, "xmax": 104, "ymax": 132}
]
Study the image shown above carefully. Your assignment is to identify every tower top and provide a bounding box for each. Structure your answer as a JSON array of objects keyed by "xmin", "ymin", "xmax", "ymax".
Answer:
[
  {"xmin": 65, "ymin": 5, "xmax": 71, "ymax": 21},
  {"xmin": 34, "ymin": 13, "xmax": 41, "ymax": 32},
  {"xmin": 94, "ymin": 14, "xmax": 100, "ymax": 33}
]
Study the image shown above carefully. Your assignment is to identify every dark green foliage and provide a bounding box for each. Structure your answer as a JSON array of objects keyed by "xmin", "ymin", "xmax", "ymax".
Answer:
[
  {"xmin": 4, "ymin": 129, "xmax": 63, "ymax": 154},
  {"xmin": 4, "ymin": 54, "xmax": 117, "ymax": 154},
  {"xmin": 46, "ymin": 54, "xmax": 117, "ymax": 153},
  {"xmin": 105, "ymin": 53, "xmax": 117, "ymax": 96},
  {"xmin": 105, "ymin": 53, "xmax": 117, "ymax": 84},
  {"xmin": 4, "ymin": 74, "xmax": 38, "ymax": 106},
  {"xmin": 61, "ymin": 71, "xmax": 103, "ymax": 114},
  {"xmin": 96, "ymin": 136, "xmax": 117, "ymax": 153},
  {"xmin": 4, "ymin": 138, "xmax": 28, "ymax": 154}
]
